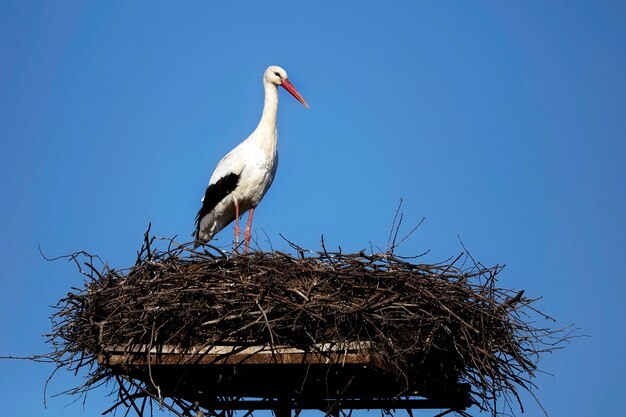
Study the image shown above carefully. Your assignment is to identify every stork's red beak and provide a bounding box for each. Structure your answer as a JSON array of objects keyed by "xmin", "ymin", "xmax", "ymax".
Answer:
[{"xmin": 280, "ymin": 79, "xmax": 309, "ymax": 109}]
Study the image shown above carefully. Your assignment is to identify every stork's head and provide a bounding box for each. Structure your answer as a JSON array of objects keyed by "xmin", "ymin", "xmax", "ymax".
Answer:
[{"xmin": 264, "ymin": 65, "xmax": 309, "ymax": 108}]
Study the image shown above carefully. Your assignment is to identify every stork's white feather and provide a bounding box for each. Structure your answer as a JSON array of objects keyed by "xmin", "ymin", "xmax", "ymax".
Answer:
[{"xmin": 194, "ymin": 66, "xmax": 308, "ymax": 249}]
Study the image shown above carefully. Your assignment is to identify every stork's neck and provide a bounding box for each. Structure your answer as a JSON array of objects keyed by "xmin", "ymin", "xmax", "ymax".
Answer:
[
  {"xmin": 252, "ymin": 81, "xmax": 279, "ymax": 152},
  {"xmin": 259, "ymin": 81, "xmax": 279, "ymax": 128}
]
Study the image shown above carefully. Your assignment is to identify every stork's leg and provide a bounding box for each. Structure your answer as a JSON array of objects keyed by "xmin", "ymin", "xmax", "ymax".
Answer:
[
  {"xmin": 244, "ymin": 206, "xmax": 255, "ymax": 253},
  {"xmin": 233, "ymin": 197, "xmax": 241, "ymax": 249}
]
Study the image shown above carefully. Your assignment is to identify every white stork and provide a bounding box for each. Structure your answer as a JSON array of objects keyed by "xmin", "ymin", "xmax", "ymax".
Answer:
[{"xmin": 194, "ymin": 65, "xmax": 308, "ymax": 251}]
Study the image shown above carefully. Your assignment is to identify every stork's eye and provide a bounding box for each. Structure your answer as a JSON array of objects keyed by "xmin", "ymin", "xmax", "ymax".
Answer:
[{"xmin": 274, "ymin": 72, "xmax": 281, "ymax": 78}]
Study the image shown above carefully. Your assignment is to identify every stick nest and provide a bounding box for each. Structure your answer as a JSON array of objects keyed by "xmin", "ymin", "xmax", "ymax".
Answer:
[{"xmin": 46, "ymin": 231, "xmax": 571, "ymax": 417}]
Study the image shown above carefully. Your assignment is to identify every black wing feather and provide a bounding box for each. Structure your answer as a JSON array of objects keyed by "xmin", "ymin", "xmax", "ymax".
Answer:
[{"xmin": 194, "ymin": 173, "xmax": 240, "ymax": 237}]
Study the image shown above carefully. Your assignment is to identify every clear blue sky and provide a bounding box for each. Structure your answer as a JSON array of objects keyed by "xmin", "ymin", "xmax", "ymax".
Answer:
[{"xmin": 1, "ymin": 1, "xmax": 625, "ymax": 416}]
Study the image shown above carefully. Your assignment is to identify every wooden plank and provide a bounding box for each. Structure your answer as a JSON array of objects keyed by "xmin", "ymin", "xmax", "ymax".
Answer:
[
  {"xmin": 103, "ymin": 341, "xmax": 371, "ymax": 355},
  {"xmin": 95, "ymin": 342, "xmax": 472, "ymax": 410},
  {"xmin": 98, "ymin": 342, "xmax": 393, "ymax": 373}
]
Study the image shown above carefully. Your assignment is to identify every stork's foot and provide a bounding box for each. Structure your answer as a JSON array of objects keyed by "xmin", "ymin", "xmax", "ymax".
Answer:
[
  {"xmin": 243, "ymin": 206, "xmax": 255, "ymax": 254},
  {"xmin": 233, "ymin": 197, "xmax": 241, "ymax": 254},
  {"xmin": 244, "ymin": 230, "xmax": 251, "ymax": 253}
]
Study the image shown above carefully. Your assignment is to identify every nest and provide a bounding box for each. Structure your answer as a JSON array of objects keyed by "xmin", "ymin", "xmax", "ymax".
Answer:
[{"xmin": 46, "ymin": 230, "xmax": 571, "ymax": 417}]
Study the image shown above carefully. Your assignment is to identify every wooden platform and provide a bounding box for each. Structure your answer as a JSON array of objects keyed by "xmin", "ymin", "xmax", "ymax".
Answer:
[{"xmin": 99, "ymin": 342, "xmax": 471, "ymax": 413}]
